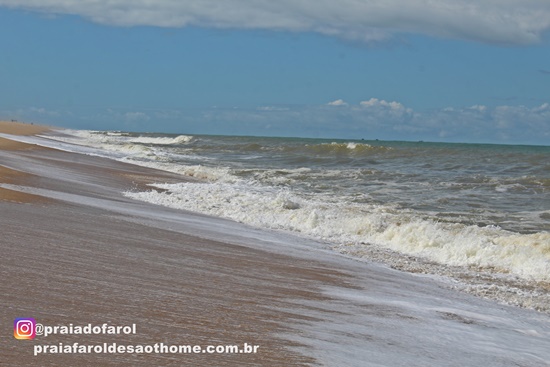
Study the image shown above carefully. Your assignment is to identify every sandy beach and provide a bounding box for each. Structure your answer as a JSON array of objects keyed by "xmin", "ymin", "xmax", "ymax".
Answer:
[
  {"xmin": 1, "ymin": 122, "xmax": 549, "ymax": 366},
  {"xmin": 0, "ymin": 122, "xmax": 53, "ymax": 203}
]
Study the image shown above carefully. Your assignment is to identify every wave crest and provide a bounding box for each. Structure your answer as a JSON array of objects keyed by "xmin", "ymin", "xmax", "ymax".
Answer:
[
  {"xmin": 125, "ymin": 182, "xmax": 550, "ymax": 282},
  {"xmin": 302, "ymin": 142, "xmax": 391, "ymax": 155},
  {"xmin": 130, "ymin": 135, "xmax": 194, "ymax": 145}
]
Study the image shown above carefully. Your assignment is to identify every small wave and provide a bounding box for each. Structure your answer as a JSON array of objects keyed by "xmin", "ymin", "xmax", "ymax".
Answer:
[
  {"xmin": 129, "ymin": 135, "xmax": 194, "ymax": 145},
  {"xmin": 106, "ymin": 131, "xmax": 131, "ymax": 137},
  {"xmin": 302, "ymin": 142, "xmax": 392, "ymax": 156},
  {"xmin": 118, "ymin": 144, "xmax": 153, "ymax": 155},
  {"xmin": 118, "ymin": 159, "xmax": 237, "ymax": 182},
  {"xmin": 494, "ymin": 184, "xmax": 523, "ymax": 193}
]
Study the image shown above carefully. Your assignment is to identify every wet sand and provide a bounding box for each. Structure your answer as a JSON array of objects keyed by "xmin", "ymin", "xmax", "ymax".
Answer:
[
  {"xmin": 0, "ymin": 123, "xmax": 348, "ymax": 366},
  {"xmin": 0, "ymin": 121, "xmax": 53, "ymax": 203},
  {"xmin": 1, "ymin": 124, "xmax": 549, "ymax": 366}
]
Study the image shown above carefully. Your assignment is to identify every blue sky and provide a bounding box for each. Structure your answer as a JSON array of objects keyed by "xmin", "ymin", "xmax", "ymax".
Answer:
[{"xmin": 0, "ymin": 1, "xmax": 549, "ymax": 144}]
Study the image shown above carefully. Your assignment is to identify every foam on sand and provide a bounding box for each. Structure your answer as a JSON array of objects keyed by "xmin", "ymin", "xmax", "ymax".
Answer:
[
  {"xmin": 128, "ymin": 135, "xmax": 194, "ymax": 145},
  {"xmin": 125, "ymin": 181, "xmax": 550, "ymax": 283}
]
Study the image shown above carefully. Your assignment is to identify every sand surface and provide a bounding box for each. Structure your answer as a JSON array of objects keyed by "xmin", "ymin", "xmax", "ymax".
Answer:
[
  {"xmin": 0, "ymin": 121, "xmax": 54, "ymax": 203},
  {"xmin": 0, "ymin": 121, "xmax": 51, "ymax": 136},
  {"xmin": 1, "ymin": 126, "xmax": 549, "ymax": 366}
]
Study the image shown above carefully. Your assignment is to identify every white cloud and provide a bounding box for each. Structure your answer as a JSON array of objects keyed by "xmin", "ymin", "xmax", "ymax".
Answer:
[
  {"xmin": 360, "ymin": 98, "xmax": 405, "ymax": 110},
  {"xmin": 327, "ymin": 99, "xmax": 348, "ymax": 107},
  {"xmin": 534, "ymin": 102, "xmax": 549, "ymax": 112},
  {"xmin": 469, "ymin": 105, "xmax": 487, "ymax": 112},
  {"xmin": 359, "ymin": 98, "xmax": 414, "ymax": 122},
  {"xmin": 1, "ymin": 0, "xmax": 549, "ymax": 44}
]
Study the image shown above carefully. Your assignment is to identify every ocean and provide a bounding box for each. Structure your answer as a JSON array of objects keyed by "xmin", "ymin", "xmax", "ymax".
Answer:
[{"xmin": 40, "ymin": 129, "xmax": 550, "ymax": 310}]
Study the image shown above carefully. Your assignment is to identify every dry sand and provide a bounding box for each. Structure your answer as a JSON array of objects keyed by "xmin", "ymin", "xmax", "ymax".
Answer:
[{"xmin": 0, "ymin": 120, "xmax": 51, "ymax": 136}]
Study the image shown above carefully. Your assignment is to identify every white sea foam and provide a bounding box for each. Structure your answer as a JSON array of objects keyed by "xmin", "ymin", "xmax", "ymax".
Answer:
[
  {"xmin": 303, "ymin": 141, "xmax": 388, "ymax": 155},
  {"xmin": 124, "ymin": 181, "xmax": 550, "ymax": 282},
  {"xmin": 50, "ymin": 129, "xmax": 193, "ymax": 149},
  {"xmin": 129, "ymin": 135, "xmax": 194, "ymax": 145},
  {"xmin": 43, "ymin": 130, "xmax": 199, "ymax": 165}
]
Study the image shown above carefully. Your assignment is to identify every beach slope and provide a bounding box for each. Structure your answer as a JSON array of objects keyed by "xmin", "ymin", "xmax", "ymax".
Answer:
[{"xmin": 0, "ymin": 124, "xmax": 549, "ymax": 366}]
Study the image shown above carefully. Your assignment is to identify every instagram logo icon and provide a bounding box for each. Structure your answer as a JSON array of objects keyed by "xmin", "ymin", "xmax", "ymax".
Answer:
[{"xmin": 14, "ymin": 318, "xmax": 36, "ymax": 340}]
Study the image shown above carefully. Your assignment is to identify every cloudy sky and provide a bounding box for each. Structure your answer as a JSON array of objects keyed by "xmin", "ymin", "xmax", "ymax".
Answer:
[{"xmin": 0, "ymin": 1, "xmax": 549, "ymax": 144}]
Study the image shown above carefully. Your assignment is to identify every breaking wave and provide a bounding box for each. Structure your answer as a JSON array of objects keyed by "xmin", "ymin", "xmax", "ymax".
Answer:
[{"xmin": 124, "ymin": 181, "xmax": 550, "ymax": 282}]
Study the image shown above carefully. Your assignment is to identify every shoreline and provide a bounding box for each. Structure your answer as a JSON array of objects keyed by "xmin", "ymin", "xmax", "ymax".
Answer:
[
  {"xmin": 0, "ymin": 121, "xmax": 55, "ymax": 203},
  {"xmin": 0, "ymin": 122, "xmax": 335, "ymax": 365},
  {"xmin": 1, "ymin": 123, "xmax": 549, "ymax": 366}
]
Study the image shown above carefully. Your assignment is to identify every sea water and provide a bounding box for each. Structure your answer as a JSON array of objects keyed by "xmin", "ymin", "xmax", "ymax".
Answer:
[{"xmin": 43, "ymin": 129, "xmax": 550, "ymax": 309}]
